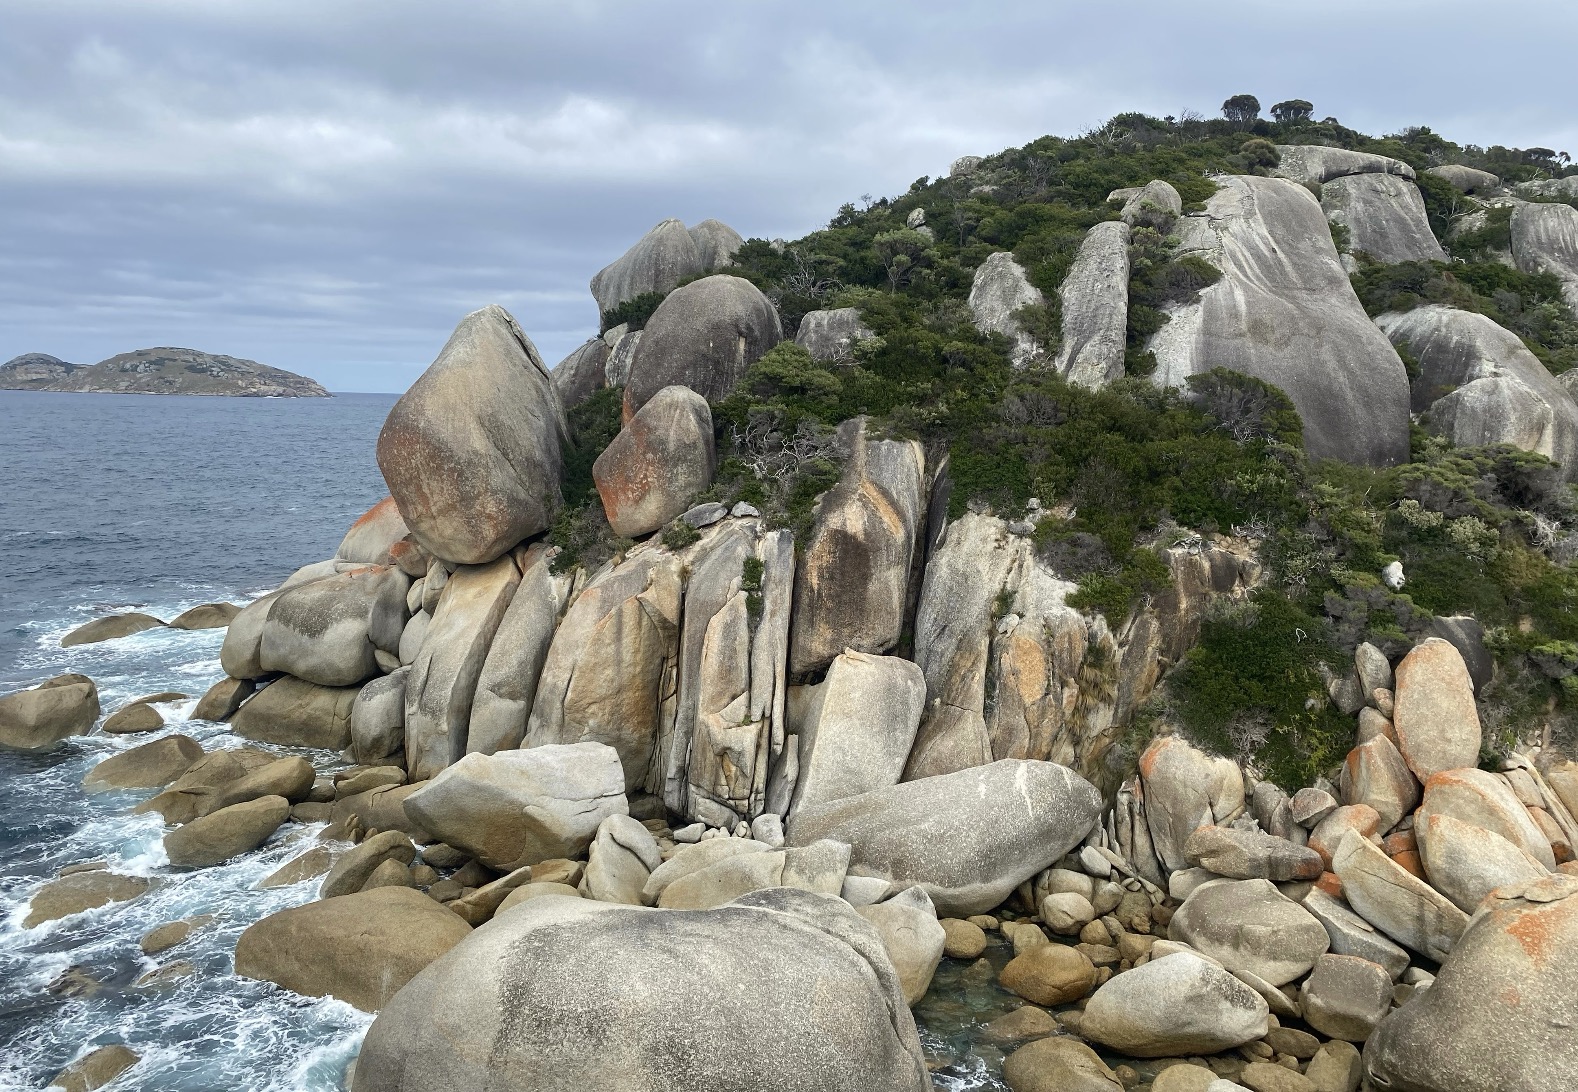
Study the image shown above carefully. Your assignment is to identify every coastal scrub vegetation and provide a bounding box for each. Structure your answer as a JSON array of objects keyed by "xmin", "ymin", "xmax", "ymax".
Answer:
[{"xmin": 555, "ymin": 107, "xmax": 1578, "ymax": 783}]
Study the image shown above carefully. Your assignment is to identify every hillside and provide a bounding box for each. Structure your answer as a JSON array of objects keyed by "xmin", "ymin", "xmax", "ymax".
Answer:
[{"xmin": 0, "ymin": 347, "xmax": 330, "ymax": 397}]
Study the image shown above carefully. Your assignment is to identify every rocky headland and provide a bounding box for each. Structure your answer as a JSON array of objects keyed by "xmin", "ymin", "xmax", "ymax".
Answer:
[
  {"xmin": 6, "ymin": 102, "xmax": 1578, "ymax": 1092},
  {"xmin": 1, "ymin": 347, "xmax": 330, "ymax": 397}
]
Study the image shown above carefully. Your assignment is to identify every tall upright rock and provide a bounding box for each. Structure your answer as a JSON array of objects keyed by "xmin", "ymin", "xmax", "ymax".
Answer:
[
  {"xmin": 968, "ymin": 251, "xmax": 1044, "ymax": 368},
  {"xmin": 1148, "ymin": 176, "xmax": 1411, "ymax": 466},
  {"xmin": 1053, "ymin": 220, "xmax": 1131, "ymax": 388},
  {"xmin": 376, "ymin": 305, "xmax": 567, "ymax": 566},
  {"xmin": 1511, "ymin": 202, "xmax": 1578, "ymax": 311}
]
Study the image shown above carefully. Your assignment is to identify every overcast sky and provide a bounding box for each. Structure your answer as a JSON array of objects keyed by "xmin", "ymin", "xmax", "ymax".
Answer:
[{"xmin": 4, "ymin": 0, "xmax": 1575, "ymax": 392}]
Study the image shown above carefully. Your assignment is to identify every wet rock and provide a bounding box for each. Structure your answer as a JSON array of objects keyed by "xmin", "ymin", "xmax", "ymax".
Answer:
[
  {"xmin": 337, "ymin": 496, "xmax": 410, "ymax": 565},
  {"xmin": 1362, "ymin": 874, "xmax": 1578, "ymax": 1092},
  {"xmin": 857, "ymin": 886, "xmax": 947, "ymax": 1005},
  {"xmin": 981, "ymin": 1004, "xmax": 1058, "ymax": 1046},
  {"xmin": 791, "ymin": 650, "xmax": 925, "ymax": 811},
  {"xmin": 1054, "ymin": 220, "xmax": 1130, "ymax": 387},
  {"xmin": 169, "ymin": 602, "xmax": 242, "ymax": 630},
  {"xmin": 1391, "ymin": 638, "xmax": 1481, "ymax": 783},
  {"xmin": 0, "ymin": 674, "xmax": 100, "ymax": 752},
  {"xmin": 1183, "ymin": 825, "xmax": 1323, "ymax": 881},
  {"xmin": 192, "ymin": 676, "xmax": 253, "ymax": 721},
  {"xmin": 101, "ymin": 699, "xmax": 165, "ymax": 735},
  {"xmin": 320, "ymin": 830, "xmax": 418, "ymax": 898},
  {"xmin": 61, "ymin": 612, "xmax": 166, "ymax": 647},
  {"xmin": 204, "ymin": 756, "xmax": 314, "ymax": 814},
  {"xmin": 140, "ymin": 915, "xmax": 210, "ymax": 954},
  {"xmin": 1321, "ymin": 174, "xmax": 1444, "ymax": 264},
  {"xmin": 236, "ymin": 886, "xmax": 472, "ymax": 1013},
  {"xmin": 164, "ymin": 795, "xmax": 290, "ymax": 868},
  {"xmin": 1300, "ymin": 954, "xmax": 1392, "ymax": 1042},
  {"xmin": 376, "ymin": 304, "xmax": 567, "ymax": 566},
  {"xmin": 999, "ymin": 940, "xmax": 1097, "ymax": 1006},
  {"xmin": 593, "ymin": 385, "xmax": 716, "ymax": 538},
  {"xmin": 23, "ymin": 871, "xmax": 150, "ymax": 928},
  {"xmin": 795, "ymin": 307, "xmax": 874, "ymax": 361},
  {"xmin": 1002, "ymin": 1036, "xmax": 1122, "ymax": 1092},
  {"xmin": 402, "ymin": 743, "xmax": 627, "ymax": 872},
  {"xmin": 624, "ymin": 274, "xmax": 781, "ymax": 413},
  {"xmin": 550, "ymin": 338, "xmax": 610, "ymax": 411},
  {"xmin": 1332, "ymin": 830, "xmax": 1467, "ymax": 961},
  {"xmin": 969, "ymin": 250, "xmax": 1044, "ymax": 367},
  {"xmin": 230, "ymin": 676, "xmax": 359, "ymax": 750},
  {"xmin": 789, "ymin": 418, "xmax": 927, "ymax": 675},
  {"xmin": 1080, "ymin": 951, "xmax": 1269, "ymax": 1057},
  {"xmin": 941, "ymin": 917, "xmax": 988, "ymax": 958},
  {"xmin": 258, "ymin": 846, "xmax": 335, "ymax": 888},
  {"xmin": 787, "ymin": 759, "xmax": 1102, "ymax": 916},
  {"xmin": 1170, "ymin": 879, "xmax": 1330, "ymax": 985},
  {"xmin": 83, "ymin": 734, "xmax": 203, "ymax": 792},
  {"xmin": 356, "ymin": 888, "xmax": 931, "ymax": 1091},
  {"xmin": 49, "ymin": 1045, "xmax": 140, "ymax": 1092}
]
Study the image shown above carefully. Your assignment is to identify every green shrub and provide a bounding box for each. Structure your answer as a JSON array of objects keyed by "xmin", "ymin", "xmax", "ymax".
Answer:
[{"xmin": 600, "ymin": 291, "xmax": 667, "ymax": 334}]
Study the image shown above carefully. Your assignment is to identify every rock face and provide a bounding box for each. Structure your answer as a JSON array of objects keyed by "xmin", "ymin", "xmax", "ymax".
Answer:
[
  {"xmin": 1080, "ymin": 951, "xmax": 1270, "ymax": 1058},
  {"xmin": 590, "ymin": 217, "xmax": 718, "ymax": 316},
  {"xmin": 1141, "ymin": 735, "xmax": 1247, "ymax": 874},
  {"xmin": 260, "ymin": 565, "xmax": 407, "ymax": 687},
  {"xmin": 0, "ymin": 674, "xmax": 100, "ymax": 752},
  {"xmin": 624, "ymin": 274, "xmax": 781, "ymax": 413},
  {"xmin": 376, "ymin": 304, "xmax": 567, "ymax": 566},
  {"xmin": 236, "ymin": 887, "xmax": 472, "ymax": 1012},
  {"xmin": 1428, "ymin": 164, "xmax": 1500, "ymax": 194},
  {"xmin": 354, "ymin": 889, "xmax": 932, "ymax": 1092},
  {"xmin": 795, "ymin": 307, "xmax": 874, "ymax": 361},
  {"xmin": 1148, "ymin": 175, "xmax": 1410, "ymax": 466},
  {"xmin": 1272, "ymin": 146, "xmax": 1416, "ymax": 186},
  {"xmin": 1363, "ymin": 874, "xmax": 1578, "ymax": 1092},
  {"xmin": 403, "ymin": 553, "xmax": 521, "ymax": 781},
  {"xmin": 468, "ymin": 544, "xmax": 574, "ymax": 756},
  {"xmin": 787, "ymin": 759, "xmax": 1101, "ymax": 916},
  {"xmin": 0, "ymin": 346, "xmax": 329, "ymax": 396},
  {"xmin": 1511, "ymin": 201, "xmax": 1578, "ymax": 311},
  {"xmin": 402, "ymin": 743, "xmax": 627, "ymax": 872},
  {"xmin": 968, "ymin": 251, "xmax": 1044, "ymax": 367},
  {"xmin": 789, "ymin": 418, "xmax": 928, "ymax": 675},
  {"xmin": 1377, "ymin": 306, "xmax": 1578, "ymax": 477},
  {"xmin": 1391, "ymin": 637, "xmax": 1481, "ymax": 782},
  {"xmin": 688, "ymin": 219, "xmax": 745, "ymax": 270},
  {"xmin": 1321, "ymin": 173, "xmax": 1445, "ymax": 265},
  {"xmin": 350, "ymin": 669, "xmax": 408, "ymax": 767},
  {"xmin": 337, "ymin": 497, "xmax": 409, "ymax": 564},
  {"xmin": 791, "ymin": 651, "xmax": 926, "ymax": 811},
  {"xmin": 550, "ymin": 338, "xmax": 609, "ymax": 411},
  {"xmin": 593, "ymin": 385, "xmax": 716, "ymax": 538},
  {"xmin": 1054, "ymin": 220, "xmax": 1131, "ymax": 388},
  {"xmin": 1170, "ymin": 879, "xmax": 1330, "ymax": 985}
]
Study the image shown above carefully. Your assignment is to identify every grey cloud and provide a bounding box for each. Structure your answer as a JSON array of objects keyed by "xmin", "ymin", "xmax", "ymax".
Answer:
[{"xmin": 3, "ymin": 0, "xmax": 1576, "ymax": 390}]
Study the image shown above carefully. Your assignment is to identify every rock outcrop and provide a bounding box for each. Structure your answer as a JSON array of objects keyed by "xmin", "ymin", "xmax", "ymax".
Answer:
[
  {"xmin": 1148, "ymin": 175, "xmax": 1411, "ymax": 466},
  {"xmin": 1053, "ymin": 220, "xmax": 1131, "ymax": 388},
  {"xmin": 624, "ymin": 274, "xmax": 781, "ymax": 413},
  {"xmin": 1377, "ymin": 305, "xmax": 1578, "ymax": 477},
  {"xmin": 593, "ymin": 385, "xmax": 716, "ymax": 538},
  {"xmin": 795, "ymin": 307, "xmax": 874, "ymax": 361},
  {"xmin": 590, "ymin": 217, "xmax": 740, "ymax": 315},
  {"xmin": 1272, "ymin": 146, "xmax": 1416, "ymax": 186},
  {"xmin": 1321, "ymin": 173, "xmax": 1445, "ymax": 264},
  {"xmin": 1511, "ymin": 202, "xmax": 1578, "ymax": 311},
  {"xmin": 790, "ymin": 650, "xmax": 925, "ymax": 811},
  {"xmin": 0, "ymin": 347, "xmax": 329, "ymax": 396},
  {"xmin": 549, "ymin": 338, "xmax": 609, "ymax": 411},
  {"xmin": 376, "ymin": 305, "xmax": 567, "ymax": 566},
  {"xmin": 1428, "ymin": 164, "xmax": 1500, "ymax": 194},
  {"xmin": 968, "ymin": 251, "xmax": 1044, "ymax": 367}
]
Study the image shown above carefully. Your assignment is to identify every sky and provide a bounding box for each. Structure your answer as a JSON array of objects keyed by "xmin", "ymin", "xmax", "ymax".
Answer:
[{"xmin": 3, "ymin": 1, "xmax": 1576, "ymax": 393}]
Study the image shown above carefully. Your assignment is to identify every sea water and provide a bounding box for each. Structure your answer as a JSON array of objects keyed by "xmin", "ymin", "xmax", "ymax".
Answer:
[{"xmin": 0, "ymin": 389, "xmax": 1020, "ymax": 1091}]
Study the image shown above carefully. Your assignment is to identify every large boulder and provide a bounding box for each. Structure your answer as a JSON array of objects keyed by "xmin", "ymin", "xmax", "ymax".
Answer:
[
  {"xmin": 1511, "ymin": 201, "xmax": 1578, "ymax": 311},
  {"xmin": 354, "ymin": 888, "xmax": 932, "ymax": 1092},
  {"xmin": 1391, "ymin": 637, "xmax": 1482, "ymax": 783},
  {"xmin": 236, "ymin": 886, "xmax": 472, "ymax": 1013},
  {"xmin": 968, "ymin": 250, "xmax": 1044, "ymax": 367},
  {"xmin": 163, "ymin": 795, "xmax": 290, "ymax": 868},
  {"xmin": 468, "ymin": 543, "xmax": 574, "ymax": 756},
  {"xmin": 60, "ymin": 612, "xmax": 166, "ymax": 647},
  {"xmin": 550, "ymin": 338, "xmax": 609, "ymax": 411},
  {"xmin": 1272, "ymin": 146, "xmax": 1416, "ymax": 186},
  {"xmin": 1339, "ymin": 734, "xmax": 1420, "ymax": 833},
  {"xmin": 402, "ymin": 743, "xmax": 627, "ymax": 872},
  {"xmin": 1148, "ymin": 175, "xmax": 1410, "ymax": 466},
  {"xmin": 855, "ymin": 886, "xmax": 946, "ymax": 1006},
  {"xmin": 589, "ymin": 218, "xmax": 706, "ymax": 315},
  {"xmin": 0, "ymin": 674, "xmax": 100, "ymax": 752},
  {"xmin": 789, "ymin": 418, "xmax": 928, "ymax": 675},
  {"xmin": 337, "ymin": 496, "xmax": 409, "ymax": 564},
  {"xmin": 1418, "ymin": 767, "xmax": 1556, "ymax": 870},
  {"xmin": 791, "ymin": 651, "xmax": 925, "ymax": 811},
  {"xmin": 1181, "ymin": 825, "xmax": 1323, "ymax": 882},
  {"xmin": 688, "ymin": 218, "xmax": 743, "ymax": 269},
  {"xmin": 376, "ymin": 304, "xmax": 567, "ymax": 566},
  {"xmin": 1301, "ymin": 887, "xmax": 1411, "ymax": 979},
  {"xmin": 593, "ymin": 385, "xmax": 716, "ymax": 538},
  {"xmin": 1002, "ymin": 1037, "xmax": 1122, "ymax": 1092},
  {"xmin": 624, "ymin": 274, "xmax": 781, "ymax": 414},
  {"xmin": 1427, "ymin": 164, "xmax": 1500, "ymax": 194},
  {"xmin": 1332, "ymin": 829, "xmax": 1468, "ymax": 961},
  {"xmin": 1140, "ymin": 735, "xmax": 1246, "ymax": 874},
  {"xmin": 1363, "ymin": 874, "xmax": 1578, "ymax": 1092},
  {"xmin": 350, "ymin": 668, "xmax": 407, "ymax": 767},
  {"xmin": 404, "ymin": 553, "xmax": 521, "ymax": 780},
  {"xmin": 134, "ymin": 747, "xmax": 276, "ymax": 824},
  {"xmin": 795, "ymin": 307, "xmax": 874, "ymax": 361},
  {"xmin": 1417, "ymin": 811, "xmax": 1549, "ymax": 914},
  {"xmin": 1377, "ymin": 305, "xmax": 1578, "ymax": 477},
  {"xmin": 83, "ymin": 734, "xmax": 204, "ymax": 792},
  {"xmin": 1080, "ymin": 951, "xmax": 1270, "ymax": 1058},
  {"xmin": 229, "ymin": 676, "xmax": 359, "ymax": 750},
  {"xmin": 259, "ymin": 564, "xmax": 407, "ymax": 687},
  {"xmin": 1321, "ymin": 174, "xmax": 1445, "ymax": 264},
  {"xmin": 1053, "ymin": 220, "xmax": 1130, "ymax": 388},
  {"xmin": 786, "ymin": 759, "xmax": 1102, "ymax": 916},
  {"xmin": 1170, "ymin": 878, "xmax": 1330, "ymax": 985},
  {"xmin": 1120, "ymin": 180, "xmax": 1183, "ymax": 232}
]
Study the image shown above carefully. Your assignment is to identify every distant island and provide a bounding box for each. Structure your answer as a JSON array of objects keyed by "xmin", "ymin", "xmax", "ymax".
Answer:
[{"xmin": 0, "ymin": 347, "xmax": 330, "ymax": 397}]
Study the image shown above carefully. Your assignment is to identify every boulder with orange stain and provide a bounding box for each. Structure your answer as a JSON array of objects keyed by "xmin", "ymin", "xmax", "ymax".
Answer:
[
  {"xmin": 337, "ymin": 496, "xmax": 409, "ymax": 565},
  {"xmin": 1340, "ymin": 735, "xmax": 1419, "ymax": 833},
  {"xmin": 1416, "ymin": 810, "xmax": 1548, "ymax": 913},
  {"xmin": 1419, "ymin": 767, "xmax": 1557, "ymax": 870},
  {"xmin": 1391, "ymin": 637, "xmax": 1482, "ymax": 783},
  {"xmin": 592, "ymin": 385, "xmax": 715, "ymax": 539},
  {"xmin": 1363, "ymin": 874, "xmax": 1578, "ymax": 1091},
  {"xmin": 1333, "ymin": 829, "xmax": 1467, "ymax": 962},
  {"xmin": 1132, "ymin": 735, "xmax": 1247, "ymax": 875},
  {"xmin": 1309, "ymin": 804, "xmax": 1381, "ymax": 870}
]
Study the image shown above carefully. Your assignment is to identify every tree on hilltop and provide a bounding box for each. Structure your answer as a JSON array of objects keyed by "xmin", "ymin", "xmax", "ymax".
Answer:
[
  {"xmin": 1222, "ymin": 94, "xmax": 1261, "ymax": 126},
  {"xmin": 1270, "ymin": 99, "xmax": 1314, "ymax": 124}
]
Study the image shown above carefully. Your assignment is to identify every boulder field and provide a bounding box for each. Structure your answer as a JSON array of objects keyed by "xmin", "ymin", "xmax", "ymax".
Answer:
[{"xmin": 12, "ymin": 161, "xmax": 1578, "ymax": 1092}]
